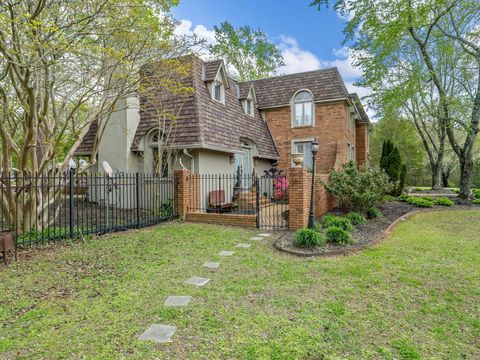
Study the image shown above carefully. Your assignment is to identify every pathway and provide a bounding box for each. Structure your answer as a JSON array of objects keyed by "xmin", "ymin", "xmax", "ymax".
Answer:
[{"xmin": 137, "ymin": 232, "xmax": 272, "ymax": 344}]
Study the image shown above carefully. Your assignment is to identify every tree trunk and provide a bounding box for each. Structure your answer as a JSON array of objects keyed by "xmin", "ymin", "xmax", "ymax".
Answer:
[
  {"xmin": 431, "ymin": 162, "xmax": 442, "ymax": 190},
  {"xmin": 458, "ymin": 156, "xmax": 473, "ymax": 199},
  {"xmin": 441, "ymin": 172, "xmax": 450, "ymax": 188}
]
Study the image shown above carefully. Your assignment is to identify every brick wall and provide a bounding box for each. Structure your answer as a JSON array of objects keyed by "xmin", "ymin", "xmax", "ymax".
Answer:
[
  {"xmin": 355, "ymin": 122, "xmax": 369, "ymax": 168},
  {"xmin": 185, "ymin": 212, "xmax": 256, "ymax": 227},
  {"xmin": 264, "ymin": 101, "xmax": 355, "ymax": 174}
]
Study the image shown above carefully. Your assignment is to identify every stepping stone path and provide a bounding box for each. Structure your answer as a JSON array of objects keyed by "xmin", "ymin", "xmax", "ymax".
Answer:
[
  {"xmin": 164, "ymin": 295, "xmax": 191, "ymax": 307},
  {"xmin": 250, "ymin": 236, "xmax": 263, "ymax": 241},
  {"xmin": 219, "ymin": 250, "xmax": 234, "ymax": 256},
  {"xmin": 203, "ymin": 261, "xmax": 220, "ymax": 269},
  {"xmin": 236, "ymin": 243, "xmax": 251, "ymax": 249},
  {"xmin": 257, "ymin": 233, "xmax": 271, "ymax": 237},
  {"xmin": 184, "ymin": 276, "xmax": 210, "ymax": 287},
  {"xmin": 138, "ymin": 324, "xmax": 177, "ymax": 343}
]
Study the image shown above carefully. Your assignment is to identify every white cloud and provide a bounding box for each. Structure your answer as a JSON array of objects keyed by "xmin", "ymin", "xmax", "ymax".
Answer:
[
  {"xmin": 278, "ymin": 36, "xmax": 322, "ymax": 74},
  {"xmin": 174, "ymin": 19, "xmax": 217, "ymax": 47}
]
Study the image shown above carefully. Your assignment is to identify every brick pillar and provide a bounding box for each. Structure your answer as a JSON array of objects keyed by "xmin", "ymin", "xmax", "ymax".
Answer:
[
  {"xmin": 288, "ymin": 167, "xmax": 311, "ymax": 230},
  {"xmin": 175, "ymin": 169, "xmax": 191, "ymax": 220}
]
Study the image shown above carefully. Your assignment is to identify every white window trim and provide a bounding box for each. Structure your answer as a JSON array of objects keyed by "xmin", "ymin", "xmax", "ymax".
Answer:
[
  {"xmin": 291, "ymin": 89, "xmax": 315, "ymax": 128},
  {"xmin": 291, "ymin": 137, "xmax": 315, "ymax": 168},
  {"xmin": 244, "ymin": 98, "xmax": 254, "ymax": 117}
]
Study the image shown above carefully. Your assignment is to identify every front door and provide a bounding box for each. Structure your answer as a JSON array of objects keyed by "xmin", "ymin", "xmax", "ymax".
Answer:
[{"xmin": 235, "ymin": 143, "xmax": 253, "ymax": 189}]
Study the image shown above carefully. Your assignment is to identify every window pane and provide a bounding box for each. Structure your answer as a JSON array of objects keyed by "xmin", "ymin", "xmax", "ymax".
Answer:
[
  {"xmin": 303, "ymin": 102, "xmax": 312, "ymax": 125},
  {"xmin": 295, "ymin": 103, "xmax": 303, "ymax": 126},
  {"xmin": 294, "ymin": 141, "xmax": 314, "ymax": 170},
  {"xmin": 295, "ymin": 91, "xmax": 312, "ymax": 102},
  {"xmin": 214, "ymin": 83, "xmax": 221, "ymax": 101}
]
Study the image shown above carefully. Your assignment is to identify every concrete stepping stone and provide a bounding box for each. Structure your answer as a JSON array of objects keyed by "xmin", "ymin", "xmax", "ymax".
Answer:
[
  {"xmin": 138, "ymin": 324, "xmax": 177, "ymax": 343},
  {"xmin": 184, "ymin": 276, "xmax": 210, "ymax": 286},
  {"xmin": 219, "ymin": 251, "xmax": 234, "ymax": 256},
  {"xmin": 164, "ymin": 295, "xmax": 191, "ymax": 307},
  {"xmin": 203, "ymin": 261, "xmax": 220, "ymax": 269},
  {"xmin": 257, "ymin": 233, "xmax": 271, "ymax": 237},
  {"xmin": 236, "ymin": 243, "xmax": 251, "ymax": 249},
  {"xmin": 250, "ymin": 236, "xmax": 263, "ymax": 241}
]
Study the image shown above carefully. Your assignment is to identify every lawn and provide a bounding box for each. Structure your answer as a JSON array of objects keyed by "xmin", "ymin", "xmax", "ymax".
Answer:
[{"xmin": 1, "ymin": 211, "xmax": 479, "ymax": 359}]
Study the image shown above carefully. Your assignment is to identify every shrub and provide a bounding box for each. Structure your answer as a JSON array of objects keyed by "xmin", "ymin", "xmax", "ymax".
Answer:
[
  {"xmin": 321, "ymin": 215, "xmax": 353, "ymax": 232},
  {"xmin": 366, "ymin": 207, "xmax": 383, "ymax": 219},
  {"xmin": 472, "ymin": 199, "xmax": 480, "ymax": 205},
  {"xmin": 323, "ymin": 162, "xmax": 396, "ymax": 214},
  {"xmin": 295, "ymin": 228, "xmax": 325, "ymax": 248},
  {"xmin": 407, "ymin": 197, "xmax": 433, "ymax": 207},
  {"xmin": 434, "ymin": 197, "xmax": 454, "ymax": 206},
  {"xmin": 473, "ymin": 189, "xmax": 480, "ymax": 199},
  {"xmin": 399, "ymin": 194, "xmax": 411, "ymax": 202},
  {"xmin": 326, "ymin": 226, "xmax": 352, "ymax": 245},
  {"xmin": 380, "ymin": 140, "xmax": 406, "ymax": 195},
  {"xmin": 346, "ymin": 212, "xmax": 366, "ymax": 226},
  {"xmin": 383, "ymin": 195, "xmax": 396, "ymax": 203}
]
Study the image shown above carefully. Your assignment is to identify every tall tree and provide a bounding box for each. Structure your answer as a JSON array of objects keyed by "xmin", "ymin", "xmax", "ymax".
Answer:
[
  {"xmin": 312, "ymin": 0, "xmax": 480, "ymax": 198},
  {"xmin": 210, "ymin": 21, "xmax": 284, "ymax": 81},
  {"xmin": 0, "ymin": 0, "xmax": 184, "ymax": 231}
]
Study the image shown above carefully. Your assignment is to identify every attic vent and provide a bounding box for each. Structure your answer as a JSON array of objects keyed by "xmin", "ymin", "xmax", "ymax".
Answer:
[{"xmin": 151, "ymin": 131, "xmax": 164, "ymax": 144}]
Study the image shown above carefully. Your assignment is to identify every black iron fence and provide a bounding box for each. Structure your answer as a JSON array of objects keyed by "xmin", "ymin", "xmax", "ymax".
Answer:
[
  {"xmin": 0, "ymin": 171, "xmax": 177, "ymax": 247},
  {"xmin": 186, "ymin": 172, "xmax": 289, "ymax": 230}
]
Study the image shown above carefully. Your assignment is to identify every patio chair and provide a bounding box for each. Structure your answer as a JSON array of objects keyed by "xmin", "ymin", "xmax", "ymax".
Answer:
[{"xmin": 207, "ymin": 190, "xmax": 235, "ymax": 213}]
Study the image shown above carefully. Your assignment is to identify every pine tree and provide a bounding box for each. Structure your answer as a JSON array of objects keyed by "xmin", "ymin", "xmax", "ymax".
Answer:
[{"xmin": 380, "ymin": 140, "xmax": 407, "ymax": 195}]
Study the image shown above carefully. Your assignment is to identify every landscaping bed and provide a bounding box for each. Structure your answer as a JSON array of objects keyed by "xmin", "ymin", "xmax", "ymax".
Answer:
[{"xmin": 275, "ymin": 201, "xmax": 477, "ymax": 257}]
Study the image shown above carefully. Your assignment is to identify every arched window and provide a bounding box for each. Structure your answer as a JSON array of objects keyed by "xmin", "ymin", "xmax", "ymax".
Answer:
[{"xmin": 292, "ymin": 90, "xmax": 313, "ymax": 127}]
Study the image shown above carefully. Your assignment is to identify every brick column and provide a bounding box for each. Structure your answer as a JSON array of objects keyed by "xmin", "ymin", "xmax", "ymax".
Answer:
[
  {"xmin": 175, "ymin": 169, "xmax": 191, "ymax": 220},
  {"xmin": 288, "ymin": 167, "xmax": 311, "ymax": 230}
]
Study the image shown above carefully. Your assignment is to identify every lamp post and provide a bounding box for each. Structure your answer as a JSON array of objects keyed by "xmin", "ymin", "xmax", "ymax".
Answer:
[{"xmin": 308, "ymin": 137, "xmax": 320, "ymax": 229}]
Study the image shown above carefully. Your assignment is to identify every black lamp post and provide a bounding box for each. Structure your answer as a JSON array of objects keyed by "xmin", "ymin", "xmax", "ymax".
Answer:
[{"xmin": 308, "ymin": 137, "xmax": 320, "ymax": 229}]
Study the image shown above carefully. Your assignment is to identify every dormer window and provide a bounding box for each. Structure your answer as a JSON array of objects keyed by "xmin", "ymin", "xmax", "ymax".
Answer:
[
  {"xmin": 214, "ymin": 80, "xmax": 223, "ymax": 102},
  {"xmin": 245, "ymin": 99, "xmax": 253, "ymax": 116},
  {"xmin": 292, "ymin": 90, "xmax": 314, "ymax": 127}
]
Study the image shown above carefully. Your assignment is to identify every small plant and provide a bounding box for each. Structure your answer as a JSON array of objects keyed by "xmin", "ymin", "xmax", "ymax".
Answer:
[
  {"xmin": 434, "ymin": 197, "xmax": 454, "ymax": 206},
  {"xmin": 472, "ymin": 199, "xmax": 480, "ymax": 205},
  {"xmin": 473, "ymin": 189, "xmax": 480, "ymax": 199},
  {"xmin": 383, "ymin": 195, "xmax": 396, "ymax": 203},
  {"xmin": 346, "ymin": 212, "xmax": 366, "ymax": 226},
  {"xmin": 294, "ymin": 228, "xmax": 325, "ymax": 248},
  {"xmin": 399, "ymin": 194, "xmax": 411, "ymax": 202},
  {"xmin": 326, "ymin": 226, "xmax": 352, "ymax": 245},
  {"xmin": 321, "ymin": 215, "xmax": 353, "ymax": 232},
  {"xmin": 407, "ymin": 197, "xmax": 433, "ymax": 207},
  {"xmin": 366, "ymin": 207, "xmax": 383, "ymax": 219}
]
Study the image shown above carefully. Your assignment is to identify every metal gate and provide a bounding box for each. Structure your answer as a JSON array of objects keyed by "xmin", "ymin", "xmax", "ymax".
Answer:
[{"xmin": 256, "ymin": 173, "xmax": 289, "ymax": 230}]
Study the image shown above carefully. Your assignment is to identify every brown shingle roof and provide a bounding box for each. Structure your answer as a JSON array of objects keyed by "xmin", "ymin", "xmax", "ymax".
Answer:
[
  {"xmin": 75, "ymin": 120, "xmax": 97, "ymax": 156},
  {"xmin": 204, "ymin": 60, "xmax": 223, "ymax": 81},
  {"xmin": 350, "ymin": 93, "xmax": 370, "ymax": 123},
  {"xmin": 242, "ymin": 68, "xmax": 350, "ymax": 109}
]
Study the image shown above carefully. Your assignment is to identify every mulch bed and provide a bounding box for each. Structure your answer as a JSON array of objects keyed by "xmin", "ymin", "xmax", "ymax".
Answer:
[{"xmin": 274, "ymin": 202, "xmax": 478, "ymax": 257}]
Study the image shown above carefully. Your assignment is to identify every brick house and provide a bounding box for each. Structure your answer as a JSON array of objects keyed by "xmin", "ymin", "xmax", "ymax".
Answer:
[
  {"xmin": 76, "ymin": 55, "xmax": 370, "ymax": 225},
  {"xmin": 76, "ymin": 55, "xmax": 370, "ymax": 177}
]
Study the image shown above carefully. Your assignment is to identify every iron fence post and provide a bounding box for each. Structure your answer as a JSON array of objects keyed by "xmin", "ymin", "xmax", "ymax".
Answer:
[
  {"xmin": 69, "ymin": 169, "xmax": 75, "ymax": 239},
  {"xmin": 255, "ymin": 177, "xmax": 260, "ymax": 228},
  {"xmin": 136, "ymin": 173, "xmax": 141, "ymax": 228}
]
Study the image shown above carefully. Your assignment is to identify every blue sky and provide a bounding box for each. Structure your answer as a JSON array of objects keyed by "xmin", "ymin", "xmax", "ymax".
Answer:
[{"xmin": 172, "ymin": 0, "xmax": 370, "ymax": 106}]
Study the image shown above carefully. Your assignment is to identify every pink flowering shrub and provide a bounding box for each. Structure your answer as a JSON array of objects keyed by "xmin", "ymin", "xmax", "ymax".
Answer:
[{"xmin": 274, "ymin": 176, "xmax": 289, "ymax": 200}]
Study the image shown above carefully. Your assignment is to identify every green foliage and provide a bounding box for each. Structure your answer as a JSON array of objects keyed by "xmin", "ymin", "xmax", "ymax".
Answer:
[
  {"xmin": 407, "ymin": 197, "xmax": 433, "ymax": 208},
  {"xmin": 370, "ymin": 117, "xmax": 425, "ymax": 173},
  {"xmin": 346, "ymin": 212, "xmax": 367, "ymax": 226},
  {"xmin": 321, "ymin": 215, "xmax": 353, "ymax": 232},
  {"xmin": 473, "ymin": 189, "xmax": 480, "ymax": 199},
  {"xmin": 434, "ymin": 197, "xmax": 454, "ymax": 206},
  {"xmin": 294, "ymin": 228, "xmax": 325, "ymax": 248},
  {"xmin": 210, "ymin": 21, "xmax": 284, "ymax": 81},
  {"xmin": 326, "ymin": 226, "xmax": 352, "ymax": 245},
  {"xmin": 366, "ymin": 208, "xmax": 383, "ymax": 219},
  {"xmin": 472, "ymin": 199, "xmax": 480, "ymax": 204},
  {"xmin": 324, "ymin": 162, "xmax": 395, "ymax": 214},
  {"xmin": 399, "ymin": 194, "xmax": 411, "ymax": 202},
  {"xmin": 380, "ymin": 140, "xmax": 406, "ymax": 195},
  {"xmin": 383, "ymin": 195, "xmax": 396, "ymax": 203}
]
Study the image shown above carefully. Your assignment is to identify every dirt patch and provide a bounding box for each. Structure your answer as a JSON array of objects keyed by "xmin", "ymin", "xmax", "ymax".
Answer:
[{"xmin": 274, "ymin": 202, "xmax": 477, "ymax": 257}]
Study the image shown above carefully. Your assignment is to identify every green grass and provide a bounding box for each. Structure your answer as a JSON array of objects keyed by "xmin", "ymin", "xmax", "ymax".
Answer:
[{"xmin": 1, "ymin": 212, "xmax": 480, "ymax": 359}]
